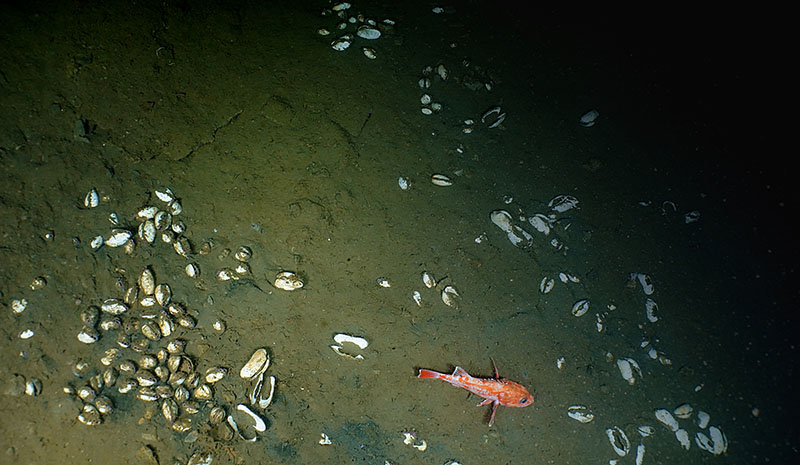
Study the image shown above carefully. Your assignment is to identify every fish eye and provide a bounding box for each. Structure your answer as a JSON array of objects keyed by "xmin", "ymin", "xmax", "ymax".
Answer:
[{"xmin": 520, "ymin": 398, "xmax": 529, "ymax": 404}]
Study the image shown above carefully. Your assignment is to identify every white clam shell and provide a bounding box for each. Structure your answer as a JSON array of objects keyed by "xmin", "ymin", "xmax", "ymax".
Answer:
[
  {"xmin": 274, "ymin": 271, "xmax": 303, "ymax": 291},
  {"xmin": 635, "ymin": 444, "xmax": 645, "ymax": 465},
  {"xmin": 412, "ymin": 290, "xmax": 422, "ymax": 307},
  {"xmin": 240, "ymin": 348, "xmax": 269, "ymax": 380},
  {"xmin": 106, "ymin": 229, "xmax": 132, "ymax": 248},
  {"xmin": 676, "ymin": 428, "xmax": 691, "ymax": 450},
  {"xmin": 333, "ymin": 333, "xmax": 368, "ymax": 349},
  {"xmin": 154, "ymin": 187, "xmax": 175, "ymax": 203},
  {"xmin": 645, "ymin": 298, "xmax": 659, "ymax": 322},
  {"xmin": 489, "ymin": 210, "xmax": 513, "ymax": 233},
  {"xmin": 605, "ymin": 426, "xmax": 630, "ymax": 457},
  {"xmin": 567, "ymin": 405, "xmax": 594, "ymax": 423},
  {"xmin": 421, "ymin": 271, "xmax": 436, "ymax": 289},
  {"xmin": 356, "ymin": 25, "xmax": 380, "ymax": 39},
  {"xmin": 539, "ymin": 277, "xmax": 554, "ymax": 294},
  {"xmin": 637, "ymin": 425, "xmax": 655, "ymax": 437},
  {"xmin": 362, "ymin": 47, "xmax": 377, "ymax": 59},
  {"xmin": 616, "ymin": 357, "xmax": 641, "ymax": 385},
  {"xmin": 673, "ymin": 403, "xmax": 693, "ymax": 419},
  {"xmin": 84, "ymin": 187, "xmax": 99, "ymax": 208},
  {"xmin": 696, "ymin": 410, "xmax": 711, "ymax": 429},
  {"xmin": 431, "ymin": 174, "xmax": 452, "ymax": 186},
  {"xmin": 571, "ymin": 299, "xmax": 590, "ymax": 317},
  {"xmin": 548, "ymin": 194, "xmax": 579, "ymax": 213},
  {"xmin": 441, "ymin": 285, "xmax": 459, "ymax": 307},
  {"xmin": 655, "ymin": 408, "xmax": 679, "ymax": 432},
  {"xmin": 235, "ymin": 404, "xmax": 267, "ymax": 433},
  {"xmin": 580, "ymin": 110, "xmax": 599, "ymax": 127}
]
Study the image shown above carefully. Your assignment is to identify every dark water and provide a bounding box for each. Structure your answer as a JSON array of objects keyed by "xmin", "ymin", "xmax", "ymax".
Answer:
[{"xmin": 1, "ymin": 1, "xmax": 795, "ymax": 464}]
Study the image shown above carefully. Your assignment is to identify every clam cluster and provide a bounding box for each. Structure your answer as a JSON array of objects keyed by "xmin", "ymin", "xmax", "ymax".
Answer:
[
  {"xmin": 317, "ymin": 2, "xmax": 395, "ymax": 60},
  {"xmin": 60, "ymin": 185, "xmax": 279, "ymax": 453},
  {"xmin": 411, "ymin": 270, "xmax": 460, "ymax": 309}
]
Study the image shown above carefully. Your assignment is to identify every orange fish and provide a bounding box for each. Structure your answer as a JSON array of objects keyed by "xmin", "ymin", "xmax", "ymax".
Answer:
[{"xmin": 418, "ymin": 362, "xmax": 533, "ymax": 426}]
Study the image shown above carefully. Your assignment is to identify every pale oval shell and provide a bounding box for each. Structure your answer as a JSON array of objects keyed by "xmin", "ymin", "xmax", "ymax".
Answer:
[
  {"xmin": 490, "ymin": 210, "xmax": 513, "ymax": 233},
  {"xmin": 139, "ymin": 267, "xmax": 156, "ymax": 295},
  {"xmin": 100, "ymin": 299, "xmax": 128, "ymax": 315},
  {"xmin": 571, "ymin": 299, "xmax": 590, "ymax": 317},
  {"xmin": 155, "ymin": 283, "xmax": 171, "ymax": 306},
  {"xmin": 421, "ymin": 271, "xmax": 436, "ymax": 288},
  {"xmin": 84, "ymin": 188, "xmax": 99, "ymax": 208},
  {"xmin": 441, "ymin": 285, "xmax": 459, "ymax": 307},
  {"xmin": 655, "ymin": 408, "xmax": 679, "ymax": 432},
  {"xmin": 274, "ymin": 271, "xmax": 303, "ymax": 291},
  {"xmin": 333, "ymin": 333, "xmax": 368, "ymax": 349},
  {"xmin": 431, "ymin": 174, "xmax": 452, "ymax": 186},
  {"xmin": 106, "ymin": 229, "xmax": 132, "ymax": 248},
  {"xmin": 240, "ymin": 348, "xmax": 269, "ymax": 379}
]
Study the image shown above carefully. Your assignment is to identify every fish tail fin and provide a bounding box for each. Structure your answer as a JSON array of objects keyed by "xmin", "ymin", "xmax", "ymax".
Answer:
[{"xmin": 418, "ymin": 369, "xmax": 441, "ymax": 379}]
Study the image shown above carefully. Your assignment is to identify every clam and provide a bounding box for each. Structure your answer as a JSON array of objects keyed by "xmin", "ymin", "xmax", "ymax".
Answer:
[
  {"xmin": 106, "ymin": 229, "xmax": 133, "ymax": 248},
  {"xmin": 571, "ymin": 299, "xmax": 590, "ymax": 317},
  {"xmin": 139, "ymin": 267, "xmax": 156, "ymax": 296},
  {"xmin": 274, "ymin": 271, "xmax": 303, "ymax": 291},
  {"xmin": 431, "ymin": 174, "xmax": 452, "ymax": 186},
  {"xmin": 240, "ymin": 348, "xmax": 269, "ymax": 379},
  {"xmin": 441, "ymin": 285, "xmax": 459, "ymax": 308}
]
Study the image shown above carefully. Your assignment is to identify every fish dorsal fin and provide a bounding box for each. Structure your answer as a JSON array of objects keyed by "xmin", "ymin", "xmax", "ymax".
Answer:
[{"xmin": 452, "ymin": 366, "xmax": 469, "ymax": 378}]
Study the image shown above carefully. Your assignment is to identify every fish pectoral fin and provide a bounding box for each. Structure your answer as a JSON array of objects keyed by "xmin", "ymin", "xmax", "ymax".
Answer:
[
  {"xmin": 476, "ymin": 398, "xmax": 493, "ymax": 407},
  {"xmin": 488, "ymin": 401, "xmax": 500, "ymax": 427}
]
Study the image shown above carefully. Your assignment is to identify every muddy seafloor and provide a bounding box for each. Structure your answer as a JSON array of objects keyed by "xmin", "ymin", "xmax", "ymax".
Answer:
[{"xmin": 1, "ymin": 2, "xmax": 797, "ymax": 465}]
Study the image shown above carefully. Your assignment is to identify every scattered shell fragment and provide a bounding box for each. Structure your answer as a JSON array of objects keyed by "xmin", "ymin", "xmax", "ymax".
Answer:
[
  {"xmin": 319, "ymin": 433, "xmax": 332, "ymax": 445},
  {"xmin": 376, "ymin": 277, "xmax": 391, "ymax": 288},
  {"xmin": 274, "ymin": 271, "xmax": 303, "ymax": 291},
  {"xmin": 240, "ymin": 348, "xmax": 270, "ymax": 380},
  {"xmin": 431, "ymin": 174, "xmax": 453, "ymax": 186}
]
